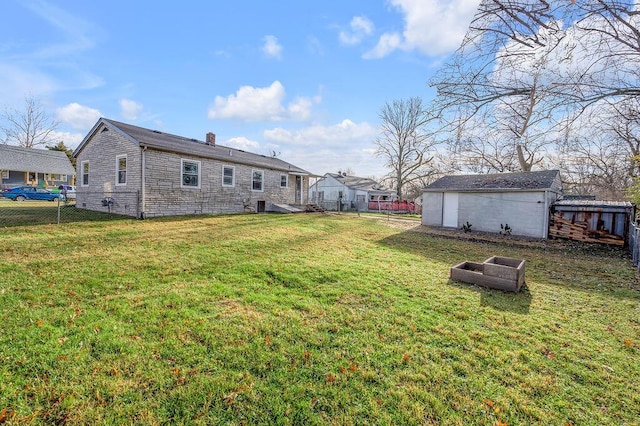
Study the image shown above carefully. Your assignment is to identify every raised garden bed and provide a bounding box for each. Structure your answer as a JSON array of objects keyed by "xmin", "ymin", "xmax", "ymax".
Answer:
[{"xmin": 450, "ymin": 256, "xmax": 525, "ymax": 292}]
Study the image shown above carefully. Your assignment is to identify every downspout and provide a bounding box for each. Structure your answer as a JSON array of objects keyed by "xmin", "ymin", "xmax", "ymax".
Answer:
[
  {"xmin": 543, "ymin": 189, "xmax": 549, "ymax": 239},
  {"xmin": 141, "ymin": 145, "xmax": 147, "ymax": 219}
]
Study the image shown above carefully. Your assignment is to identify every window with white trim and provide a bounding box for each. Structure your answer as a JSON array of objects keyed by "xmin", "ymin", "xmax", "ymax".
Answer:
[
  {"xmin": 1, "ymin": 170, "xmax": 8, "ymax": 179},
  {"xmin": 45, "ymin": 173, "xmax": 63, "ymax": 181},
  {"xmin": 222, "ymin": 165, "xmax": 235, "ymax": 187},
  {"xmin": 81, "ymin": 161, "xmax": 89, "ymax": 186},
  {"xmin": 252, "ymin": 170, "xmax": 264, "ymax": 192},
  {"xmin": 181, "ymin": 159, "xmax": 200, "ymax": 188},
  {"xmin": 116, "ymin": 155, "xmax": 127, "ymax": 185},
  {"xmin": 280, "ymin": 174, "xmax": 288, "ymax": 188}
]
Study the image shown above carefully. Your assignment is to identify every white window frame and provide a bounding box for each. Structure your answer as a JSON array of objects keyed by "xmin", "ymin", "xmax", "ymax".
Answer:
[
  {"xmin": 181, "ymin": 159, "xmax": 201, "ymax": 189},
  {"xmin": 81, "ymin": 161, "xmax": 89, "ymax": 187},
  {"xmin": 280, "ymin": 174, "xmax": 288, "ymax": 188},
  {"xmin": 222, "ymin": 165, "xmax": 235, "ymax": 187},
  {"xmin": 116, "ymin": 155, "xmax": 127, "ymax": 186},
  {"xmin": 1, "ymin": 170, "xmax": 8, "ymax": 179},
  {"xmin": 61, "ymin": 174, "xmax": 67, "ymax": 181},
  {"xmin": 251, "ymin": 169, "xmax": 264, "ymax": 192}
]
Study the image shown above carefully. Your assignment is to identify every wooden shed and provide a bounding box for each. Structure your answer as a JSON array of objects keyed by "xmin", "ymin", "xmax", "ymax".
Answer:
[{"xmin": 549, "ymin": 199, "xmax": 634, "ymax": 246}]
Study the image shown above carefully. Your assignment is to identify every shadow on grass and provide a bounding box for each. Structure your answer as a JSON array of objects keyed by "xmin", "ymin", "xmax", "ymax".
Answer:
[
  {"xmin": 377, "ymin": 225, "xmax": 639, "ymax": 304},
  {"xmin": 446, "ymin": 279, "xmax": 532, "ymax": 314}
]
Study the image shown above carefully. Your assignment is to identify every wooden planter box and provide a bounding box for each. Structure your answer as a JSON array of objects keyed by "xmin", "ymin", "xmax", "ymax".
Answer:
[{"xmin": 450, "ymin": 256, "xmax": 525, "ymax": 292}]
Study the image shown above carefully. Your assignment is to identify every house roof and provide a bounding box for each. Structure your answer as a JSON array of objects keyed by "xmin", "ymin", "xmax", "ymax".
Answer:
[
  {"xmin": 0, "ymin": 144, "xmax": 75, "ymax": 175},
  {"xmin": 74, "ymin": 118, "xmax": 313, "ymax": 176},
  {"xmin": 326, "ymin": 173, "xmax": 394, "ymax": 193},
  {"xmin": 424, "ymin": 170, "xmax": 561, "ymax": 192}
]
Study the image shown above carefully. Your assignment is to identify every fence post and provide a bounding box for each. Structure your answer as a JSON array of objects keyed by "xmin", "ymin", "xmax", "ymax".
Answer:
[{"xmin": 57, "ymin": 196, "xmax": 61, "ymax": 225}]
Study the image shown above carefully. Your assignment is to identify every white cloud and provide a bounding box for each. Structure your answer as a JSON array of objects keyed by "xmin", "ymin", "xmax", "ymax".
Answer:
[
  {"xmin": 339, "ymin": 16, "xmax": 375, "ymax": 45},
  {"xmin": 208, "ymin": 81, "xmax": 319, "ymax": 122},
  {"xmin": 262, "ymin": 35, "xmax": 283, "ymax": 59},
  {"xmin": 25, "ymin": 1, "xmax": 99, "ymax": 59},
  {"xmin": 363, "ymin": 33, "xmax": 403, "ymax": 59},
  {"xmin": 365, "ymin": 0, "xmax": 480, "ymax": 58},
  {"xmin": 56, "ymin": 103, "xmax": 101, "ymax": 130},
  {"xmin": 287, "ymin": 97, "xmax": 314, "ymax": 121},
  {"xmin": 225, "ymin": 136, "xmax": 261, "ymax": 151},
  {"xmin": 264, "ymin": 119, "xmax": 378, "ymax": 147},
  {"xmin": 50, "ymin": 130, "xmax": 84, "ymax": 149},
  {"xmin": 260, "ymin": 120, "xmax": 387, "ymax": 176},
  {"xmin": 120, "ymin": 98, "xmax": 143, "ymax": 120},
  {"xmin": 208, "ymin": 81, "xmax": 285, "ymax": 121}
]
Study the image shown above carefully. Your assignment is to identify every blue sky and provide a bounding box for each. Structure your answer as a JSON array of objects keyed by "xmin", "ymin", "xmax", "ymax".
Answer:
[{"xmin": 0, "ymin": 0, "xmax": 479, "ymax": 177}]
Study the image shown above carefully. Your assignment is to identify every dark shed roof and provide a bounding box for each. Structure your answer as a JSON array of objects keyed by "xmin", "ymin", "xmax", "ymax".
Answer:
[
  {"xmin": 74, "ymin": 118, "xmax": 312, "ymax": 175},
  {"xmin": 424, "ymin": 170, "xmax": 561, "ymax": 192},
  {"xmin": 0, "ymin": 145, "xmax": 75, "ymax": 175},
  {"xmin": 553, "ymin": 199, "xmax": 633, "ymax": 213}
]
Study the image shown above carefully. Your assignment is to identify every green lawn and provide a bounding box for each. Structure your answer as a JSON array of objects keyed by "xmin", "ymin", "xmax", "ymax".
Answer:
[{"xmin": 0, "ymin": 214, "xmax": 638, "ymax": 425}]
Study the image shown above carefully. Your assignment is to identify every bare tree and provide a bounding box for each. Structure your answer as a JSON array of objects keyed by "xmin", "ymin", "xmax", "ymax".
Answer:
[
  {"xmin": 1, "ymin": 95, "xmax": 59, "ymax": 148},
  {"xmin": 374, "ymin": 97, "xmax": 438, "ymax": 200},
  {"xmin": 428, "ymin": 0, "xmax": 640, "ymax": 176},
  {"xmin": 554, "ymin": 96, "xmax": 640, "ymax": 199}
]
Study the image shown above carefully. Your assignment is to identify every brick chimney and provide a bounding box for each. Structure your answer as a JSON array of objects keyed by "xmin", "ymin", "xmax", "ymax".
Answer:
[{"xmin": 206, "ymin": 132, "xmax": 216, "ymax": 146}]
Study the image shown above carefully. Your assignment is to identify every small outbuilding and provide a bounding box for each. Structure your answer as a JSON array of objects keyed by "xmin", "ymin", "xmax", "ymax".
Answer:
[
  {"xmin": 550, "ymin": 199, "xmax": 634, "ymax": 246},
  {"xmin": 422, "ymin": 170, "xmax": 563, "ymax": 238}
]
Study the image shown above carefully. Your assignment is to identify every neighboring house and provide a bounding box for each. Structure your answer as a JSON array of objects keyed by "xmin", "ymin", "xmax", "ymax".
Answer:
[
  {"xmin": 73, "ymin": 118, "xmax": 313, "ymax": 218},
  {"xmin": 0, "ymin": 145, "xmax": 75, "ymax": 189},
  {"xmin": 422, "ymin": 170, "xmax": 563, "ymax": 238},
  {"xmin": 310, "ymin": 172, "xmax": 395, "ymax": 211}
]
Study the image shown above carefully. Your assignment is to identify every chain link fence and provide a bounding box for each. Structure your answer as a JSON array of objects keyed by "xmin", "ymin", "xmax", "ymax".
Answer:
[{"xmin": 0, "ymin": 191, "xmax": 140, "ymax": 227}]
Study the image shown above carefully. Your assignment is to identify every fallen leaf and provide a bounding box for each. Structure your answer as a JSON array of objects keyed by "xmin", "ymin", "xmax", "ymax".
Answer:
[{"xmin": 223, "ymin": 392, "xmax": 237, "ymax": 406}]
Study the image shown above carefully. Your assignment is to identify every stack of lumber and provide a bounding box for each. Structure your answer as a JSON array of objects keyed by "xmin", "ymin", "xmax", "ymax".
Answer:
[{"xmin": 549, "ymin": 213, "xmax": 624, "ymax": 246}]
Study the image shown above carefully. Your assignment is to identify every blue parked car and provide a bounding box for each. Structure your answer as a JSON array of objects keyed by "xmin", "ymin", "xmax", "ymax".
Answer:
[{"xmin": 1, "ymin": 186, "xmax": 60, "ymax": 201}]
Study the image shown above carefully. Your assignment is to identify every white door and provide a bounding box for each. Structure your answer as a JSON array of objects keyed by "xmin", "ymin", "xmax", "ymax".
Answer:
[{"xmin": 443, "ymin": 192, "xmax": 459, "ymax": 228}]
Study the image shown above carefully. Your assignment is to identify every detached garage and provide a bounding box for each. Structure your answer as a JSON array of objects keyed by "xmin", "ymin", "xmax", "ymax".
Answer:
[{"xmin": 422, "ymin": 170, "xmax": 563, "ymax": 238}]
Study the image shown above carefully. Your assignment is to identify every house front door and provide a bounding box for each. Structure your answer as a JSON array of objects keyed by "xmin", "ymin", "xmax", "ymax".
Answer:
[
  {"xmin": 443, "ymin": 192, "xmax": 459, "ymax": 228},
  {"xmin": 295, "ymin": 176, "xmax": 302, "ymax": 204}
]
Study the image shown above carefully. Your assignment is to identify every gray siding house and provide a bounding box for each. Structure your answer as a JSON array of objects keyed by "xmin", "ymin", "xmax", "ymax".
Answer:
[
  {"xmin": 73, "ymin": 118, "xmax": 312, "ymax": 218},
  {"xmin": 0, "ymin": 145, "xmax": 75, "ymax": 189},
  {"xmin": 422, "ymin": 170, "xmax": 563, "ymax": 238}
]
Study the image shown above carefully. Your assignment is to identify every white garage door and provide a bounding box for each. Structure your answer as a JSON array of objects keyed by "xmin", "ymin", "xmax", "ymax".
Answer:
[{"xmin": 443, "ymin": 192, "xmax": 459, "ymax": 228}]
